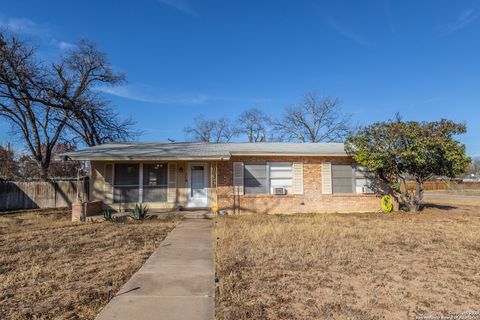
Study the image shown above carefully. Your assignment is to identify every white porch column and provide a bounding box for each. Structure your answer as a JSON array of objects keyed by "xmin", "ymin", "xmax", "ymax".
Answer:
[{"xmin": 139, "ymin": 163, "xmax": 144, "ymax": 203}]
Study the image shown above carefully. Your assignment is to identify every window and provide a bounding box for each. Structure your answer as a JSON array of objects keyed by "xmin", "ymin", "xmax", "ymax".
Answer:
[
  {"xmin": 114, "ymin": 163, "xmax": 140, "ymax": 203},
  {"xmin": 143, "ymin": 163, "xmax": 168, "ymax": 202},
  {"xmin": 332, "ymin": 164, "xmax": 373, "ymax": 194},
  {"xmin": 269, "ymin": 162, "xmax": 292, "ymax": 194},
  {"xmin": 243, "ymin": 162, "xmax": 293, "ymax": 195},
  {"xmin": 355, "ymin": 166, "xmax": 374, "ymax": 193},
  {"xmin": 244, "ymin": 162, "xmax": 268, "ymax": 194},
  {"xmin": 332, "ymin": 164, "xmax": 354, "ymax": 193}
]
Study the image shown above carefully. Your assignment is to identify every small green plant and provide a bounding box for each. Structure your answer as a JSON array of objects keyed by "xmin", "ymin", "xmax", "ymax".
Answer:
[
  {"xmin": 79, "ymin": 213, "xmax": 86, "ymax": 222},
  {"xmin": 132, "ymin": 203, "xmax": 148, "ymax": 220},
  {"xmin": 103, "ymin": 209, "xmax": 113, "ymax": 221}
]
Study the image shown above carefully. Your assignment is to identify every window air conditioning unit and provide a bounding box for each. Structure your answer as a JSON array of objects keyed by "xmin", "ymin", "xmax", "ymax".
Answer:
[
  {"xmin": 274, "ymin": 187, "xmax": 287, "ymax": 195},
  {"xmin": 362, "ymin": 186, "xmax": 374, "ymax": 194}
]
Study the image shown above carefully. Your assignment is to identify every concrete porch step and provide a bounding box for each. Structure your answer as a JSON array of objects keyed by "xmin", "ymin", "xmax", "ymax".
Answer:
[{"xmin": 178, "ymin": 210, "xmax": 215, "ymax": 219}]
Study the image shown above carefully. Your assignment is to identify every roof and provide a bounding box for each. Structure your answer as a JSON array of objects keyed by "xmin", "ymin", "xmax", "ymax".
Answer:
[{"xmin": 62, "ymin": 142, "xmax": 347, "ymax": 161}]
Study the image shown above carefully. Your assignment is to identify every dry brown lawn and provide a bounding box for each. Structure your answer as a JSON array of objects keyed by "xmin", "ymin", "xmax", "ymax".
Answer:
[
  {"xmin": 424, "ymin": 191, "xmax": 480, "ymax": 207},
  {"xmin": 0, "ymin": 209, "xmax": 180, "ymax": 320},
  {"xmin": 215, "ymin": 204, "xmax": 480, "ymax": 319}
]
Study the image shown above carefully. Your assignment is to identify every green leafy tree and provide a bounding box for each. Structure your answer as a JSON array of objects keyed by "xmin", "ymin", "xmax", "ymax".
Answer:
[{"xmin": 345, "ymin": 115, "xmax": 470, "ymax": 212}]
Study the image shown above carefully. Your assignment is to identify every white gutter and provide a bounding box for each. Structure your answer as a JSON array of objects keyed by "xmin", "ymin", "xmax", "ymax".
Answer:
[
  {"xmin": 60, "ymin": 156, "xmax": 231, "ymax": 161},
  {"xmin": 60, "ymin": 152, "xmax": 349, "ymax": 161},
  {"xmin": 229, "ymin": 153, "xmax": 348, "ymax": 157}
]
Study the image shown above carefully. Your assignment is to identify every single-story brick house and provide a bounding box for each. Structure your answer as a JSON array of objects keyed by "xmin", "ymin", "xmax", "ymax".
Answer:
[{"xmin": 64, "ymin": 142, "xmax": 381, "ymax": 214}]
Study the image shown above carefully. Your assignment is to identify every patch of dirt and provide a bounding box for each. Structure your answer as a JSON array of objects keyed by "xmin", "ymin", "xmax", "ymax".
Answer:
[
  {"xmin": 0, "ymin": 208, "xmax": 180, "ymax": 320},
  {"xmin": 214, "ymin": 205, "xmax": 480, "ymax": 320}
]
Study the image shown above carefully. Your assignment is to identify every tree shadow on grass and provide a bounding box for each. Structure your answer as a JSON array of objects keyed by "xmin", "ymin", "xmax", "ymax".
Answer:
[{"xmin": 422, "ymin": 203, "xmax": 457, "ymax": 211}]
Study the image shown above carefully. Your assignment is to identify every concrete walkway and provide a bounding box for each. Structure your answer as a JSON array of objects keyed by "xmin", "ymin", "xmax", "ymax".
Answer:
[{"xmin": 96, "ymin": 218, "xmax": 215, "ymax": 320}]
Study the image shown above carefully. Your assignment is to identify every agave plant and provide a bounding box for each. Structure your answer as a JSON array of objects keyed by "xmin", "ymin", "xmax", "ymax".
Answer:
[
  {"xmin": 103, "ymin": 209, "xmax": 113, "ymax": 221},
  {"xmin": 132, "ymin": 203, "xmax": 148, "ymax": 220}
]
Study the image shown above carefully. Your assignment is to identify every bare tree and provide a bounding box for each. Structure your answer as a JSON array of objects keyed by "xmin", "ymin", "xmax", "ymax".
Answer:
[
  {"xmin": 0, "ymin": 32, "xmax": 136, "ymax": 179},
  {"xmin": 236, "ymin": 108, "xmax": 270, "ymax": 142},
  {"xmin": 0, "ymin": 32, "xmax": 68, "ymax": 179},
  {"xmin": 212, "ymin": 117, "xmax": 235, "ymax": 143},
  {"xmin": 16, "ymin": 143, "xmax": 81, "ymax": 179},
  {"xmin": 0, "ymin": 144, "xmax": 19, "ymax": 180},
  {"xmin": 465, "ymin": 157, "xmax": 480, "ymax": 177},
  {"xmin": 184, "ymin": 115, "xmax": 213, "ymax": 142},
  {"xmin": 51, "ymin": 40, "xmax": 136, "ymax": 146},
  {"xmin": 272, "ymin": 92, "xmax": 351, "ymax": 142},
  {"xmin": 473, "ymin": 158, "xmax": 480, "ymax": 175},
  {"xmin": 184, "ymin": 115, "xmax": 235, "ymax": 143}
]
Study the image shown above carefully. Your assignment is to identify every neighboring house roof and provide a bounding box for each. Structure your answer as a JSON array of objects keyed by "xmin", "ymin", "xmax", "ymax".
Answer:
[{"xmin": 62, "ymin": 142, "xmax": 348, "ymax": 160}]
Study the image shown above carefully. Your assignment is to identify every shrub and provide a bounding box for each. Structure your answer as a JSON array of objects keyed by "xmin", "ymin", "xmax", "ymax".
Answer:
[
  {"xmin": 103, "ymin": 209, "xmax": 113, "ymax": 221},
  {"xmin": 132, "ymin": 203, "xmax": 148, "ymax": 220}
]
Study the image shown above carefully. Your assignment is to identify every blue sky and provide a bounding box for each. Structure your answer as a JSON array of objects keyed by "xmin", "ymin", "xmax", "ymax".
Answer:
[{"xmin": 0, "ymin": 0, "xmax": 479, "ymax": 155}]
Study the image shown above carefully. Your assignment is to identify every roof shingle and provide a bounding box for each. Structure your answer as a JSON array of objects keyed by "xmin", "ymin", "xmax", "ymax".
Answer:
[{"xmin": 63, "ymin": 142, "xmax": 347, "ymax": 160}]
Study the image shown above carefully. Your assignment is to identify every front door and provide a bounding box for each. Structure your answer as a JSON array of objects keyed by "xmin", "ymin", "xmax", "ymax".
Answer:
[{"xmin": 188, "ymin": 163, "xmax": 208, "ymax": 207}]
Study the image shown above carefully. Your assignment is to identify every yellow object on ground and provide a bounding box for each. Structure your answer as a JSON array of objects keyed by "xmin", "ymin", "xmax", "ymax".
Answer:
[{"xmin": 382, "ymin": 195, "xmax": 393, "ymax": 213}]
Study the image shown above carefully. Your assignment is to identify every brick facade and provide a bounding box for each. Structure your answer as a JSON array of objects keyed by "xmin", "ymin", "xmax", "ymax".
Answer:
[{"xmin": 216, "ymin": 156, "xmax": 381, "ymax": 214}]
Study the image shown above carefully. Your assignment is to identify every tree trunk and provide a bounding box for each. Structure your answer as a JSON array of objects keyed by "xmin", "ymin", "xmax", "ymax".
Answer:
[
  {"xmin": 406, "ymin": 199, "xmax": 419, "ymax": 212},
  {"xmin": 400, "ymin": 180, "xmax": 423, "ymax": 212},
  {"xmin": 398, "ymin": 194, "xmax": 417, "ymax": 212},
  {"xmin": 38, "ymin": 163, "xmax": 49, "ymax": 181},
  {"xmin": 414, "ymin": 178, "xmax": 424, "ymax": 211},
  {"xmin": 40, "ymin": 168, "xmax": 49, "ymax": 180},
  {"xmin": 398, "ymin": 189, "xmax": 421, "ymax": 212}
]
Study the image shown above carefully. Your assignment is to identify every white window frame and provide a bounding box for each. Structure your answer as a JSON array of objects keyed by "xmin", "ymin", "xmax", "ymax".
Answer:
[
  {"xmin": 269, "ymin": 162, "xmax": 293, "ymax": 194},
  {"xmin": 331, "ymin": 164, "xmax": 374, "ymax": 194},
  {"xmin": 243, "ymin": 162, "xmax": 294, "ymax": 195},
  {"xmin": 243, "ymin": 162, "xmax": 269, "ymax": 195},
  {"xmin": 331, "ymin": 164, "xmax": 355, "ymax": 194}
]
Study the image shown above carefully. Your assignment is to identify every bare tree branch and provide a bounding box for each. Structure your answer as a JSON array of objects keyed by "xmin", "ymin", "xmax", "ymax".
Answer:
[
  {"xmin": 0, "ymin": 31, "xmax": 67, "ymax": 179},
  {"xmin": 184, "ymin": 115, "xmax": 236, "ymax": 143},
  {"xmin": 272, "ymin": 92, "xmax": 351, "ymax": 142},
  {"xmin": 50, "ymin": 40, "xmax": 137, "ymax": 146},
  {"xmin": 236, "ymin": 108, "xmax": 270, "ymax": 142},
  {"xmin": 0, "ymin": 31, "xmax": 137, "ymax": 179}
]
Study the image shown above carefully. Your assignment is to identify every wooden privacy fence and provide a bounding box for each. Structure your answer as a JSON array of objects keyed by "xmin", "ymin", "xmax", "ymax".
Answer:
[
  {"xmin": 405, "ymin": 180, "xmax": 480, "ymax": 192},
  {"xmin": 448, "ymin": 181, "xmax": 480, "ymax": 191},
  {"xmin": 0, "ymin": 179, "xmax": 89, "ymax": 211}
]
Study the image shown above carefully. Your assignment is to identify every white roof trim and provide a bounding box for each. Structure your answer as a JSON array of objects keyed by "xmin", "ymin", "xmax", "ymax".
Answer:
[
  {"xmin": 62, "ymin": 142, "xmax": 348, "ymax": 161},
  {"xmin": 230, "ymin": 152, "xmax": 347, "ymax": 157},
  {"xmin": 65, "ymin": 156, "xmax": 231, "ymax": 161}
]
